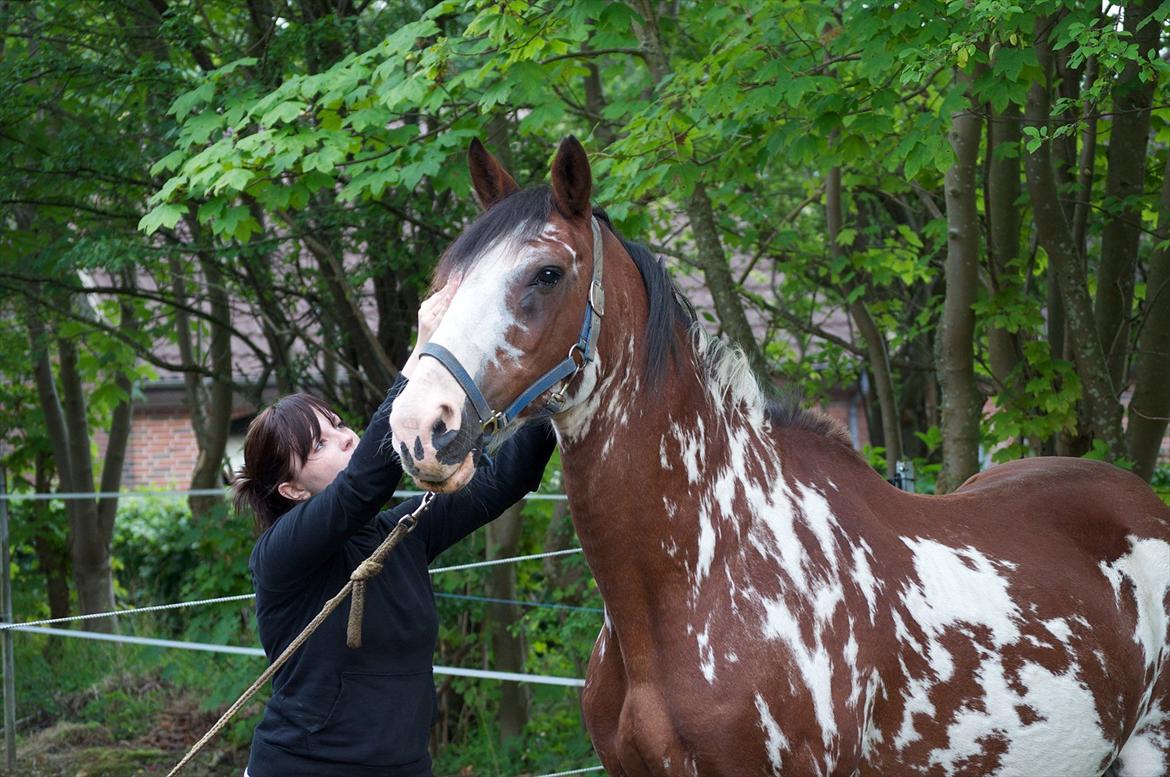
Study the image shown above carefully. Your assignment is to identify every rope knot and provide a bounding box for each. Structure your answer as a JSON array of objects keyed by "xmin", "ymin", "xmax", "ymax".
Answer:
[{"xmin": 350, "ymin": 559, "xmax": 384, "ymax": 582}]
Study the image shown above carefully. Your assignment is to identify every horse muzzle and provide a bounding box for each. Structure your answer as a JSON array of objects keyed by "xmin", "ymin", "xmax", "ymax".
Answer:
[{"xmin": 390, "ymin": 393, "xmax": 483, "ymax": 493}]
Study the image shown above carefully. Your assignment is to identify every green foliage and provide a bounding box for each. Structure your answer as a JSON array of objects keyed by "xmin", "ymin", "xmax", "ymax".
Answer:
[
  {"xmin": 1151, "ymin": 466, "xmax": 1170, "ymax": 507},
  {"xmin": 7, "ymin": 0, "xmax": 1170, "ymax": 767}
]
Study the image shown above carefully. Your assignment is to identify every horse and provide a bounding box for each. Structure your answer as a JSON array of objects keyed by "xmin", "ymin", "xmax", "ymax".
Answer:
[{"xmin": 387, "ymin": 136, "xmax": 1170, "ymax": 776}]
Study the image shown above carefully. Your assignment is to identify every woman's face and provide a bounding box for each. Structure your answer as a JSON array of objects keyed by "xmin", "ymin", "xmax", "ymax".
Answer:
[{"xmin": 278, "ymin": 410, "xmax": 359, "ymax": 501}]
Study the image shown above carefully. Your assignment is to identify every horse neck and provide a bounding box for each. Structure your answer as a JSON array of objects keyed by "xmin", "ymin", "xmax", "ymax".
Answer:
[{"xmin": 553, "ymin": 311, "xmax": 787, "ymax": 600}]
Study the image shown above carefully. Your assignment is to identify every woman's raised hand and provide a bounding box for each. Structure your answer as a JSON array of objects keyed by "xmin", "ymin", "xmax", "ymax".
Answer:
[{"xmin": 402, "ymin": 279, "xmax": 457, "ymax": 379}]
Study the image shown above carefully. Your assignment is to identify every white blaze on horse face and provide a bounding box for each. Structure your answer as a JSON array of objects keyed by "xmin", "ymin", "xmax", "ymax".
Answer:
[
  {"xmin": 428, "ymin": 233, "xmax": 533, "ymax": 370},
  {"xmin": 391, "ymin": 232, "xmax": 530, "ymax": 468}
]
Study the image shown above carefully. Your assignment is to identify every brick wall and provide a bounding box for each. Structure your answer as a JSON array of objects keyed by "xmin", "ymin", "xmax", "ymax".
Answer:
[
  {"xmin": 95, "ymin": 408, "xmax": 200, "ymax": 489},
  {"xmin": 93, "ymin": 382, "xmax": 257, "ymax": 490}
]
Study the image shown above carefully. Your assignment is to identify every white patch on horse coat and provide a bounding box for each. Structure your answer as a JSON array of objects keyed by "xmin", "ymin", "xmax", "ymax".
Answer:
[
  {"xmin": 1043, "ymin": 617, "xmax": 1072, "ymax": 643},
  {"xmin": 1118, "ymin": 704, "xmax": 1169, "ymax": 777},
  {"xmin": 759, "ymin": 593, "xmax": 839, "ymax": 748},
  {"xmin": 696, "ymin": 621, "xmax": 716, "ymax": 683},
  {"xmin": 539, "ymin": 224, "xmax": 578, "ymax": 259},
  {"xmin": 930, "ymin": 657, "xmax": 1113, "ymax": 776},
  {"xmin": 1099, "ymin": 537, "xmax": 1170, "ymax": 672},
  {"xmin": 596, "ymin": 607, "xmax": 612, "ymax": 663},
  {"xmin": 755, "ymin": 693, "xmax": 788, "ymax": 774},
  {"xmin": 899, "ymin": 539, "xmax": 1022, "ymax": 649},
  {"xmin": 553, "ymin": 355, "xmax": 605, "ymax": 442},
  {"xmin": 859, "ymin": 672, "xmax": 885, "ymax": 755},
  {"xmin": 852, "ymin": 542, "xmax": 880, "ymax": 625},
  {"xmin": 893, "ymin": 662, "xmax": 937, "ymax": 750}
]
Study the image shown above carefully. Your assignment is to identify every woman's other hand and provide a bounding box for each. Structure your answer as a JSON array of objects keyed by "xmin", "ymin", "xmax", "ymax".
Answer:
[{"xmin": 402, "ymin": 279, "xmax": 457, "ymax": 379}]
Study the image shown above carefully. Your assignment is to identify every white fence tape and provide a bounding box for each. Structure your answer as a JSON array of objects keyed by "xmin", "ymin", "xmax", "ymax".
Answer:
[
  {"xmin": 0, "ymin": 545, "xmax": 585, "ymax": 631},
  {"xmin": 0, "ymin": 489, "xmax": 569, "ymax": 502},
  {"xmin": 9, "ymin": 626, "xmax": 586, "ymax": 687}
]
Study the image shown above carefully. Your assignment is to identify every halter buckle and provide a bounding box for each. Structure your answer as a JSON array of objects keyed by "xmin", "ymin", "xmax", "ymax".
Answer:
[
  {"xmin": 549, "ymin": 344, "xmax": 588, "ymax": 408},
  {"xmin": 481, "ymin": 410, "xmax": 506, "ymax": 436}
]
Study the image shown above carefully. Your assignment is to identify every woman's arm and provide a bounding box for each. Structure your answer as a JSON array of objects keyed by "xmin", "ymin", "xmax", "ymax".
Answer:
[
  {"xmin": 402, "ymin": 421, "xmax": 557, "ymax": 562},
  {"xmin": 252, "ymin": 285, "xmax": 458, "ymax": 589},
  {"xmin": 251, "ymin": 376, "xmax": 409, "ymax": 590}
]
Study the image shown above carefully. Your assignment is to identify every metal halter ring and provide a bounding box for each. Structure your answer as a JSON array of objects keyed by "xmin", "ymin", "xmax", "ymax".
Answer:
[{"xmin": 589, "ymin": 279, "xmax": 605, "ymax": 316}]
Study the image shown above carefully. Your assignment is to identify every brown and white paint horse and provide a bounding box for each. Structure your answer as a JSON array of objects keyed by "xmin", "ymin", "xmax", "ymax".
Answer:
[{"xmin": 388, "ymin": 136, "xmax": 1170, "ymax": 776}]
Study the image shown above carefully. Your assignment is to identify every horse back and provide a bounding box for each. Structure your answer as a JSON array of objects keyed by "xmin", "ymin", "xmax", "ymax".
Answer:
[{"xmin": 950, "ymin": 456, "xmax": 1169, "ymax": 550}]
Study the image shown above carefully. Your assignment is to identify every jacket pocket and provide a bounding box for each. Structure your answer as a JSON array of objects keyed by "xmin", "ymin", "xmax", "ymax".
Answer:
[{"xmin": 307, "ymin": 670, "xmax": 434, "ymax": 767}]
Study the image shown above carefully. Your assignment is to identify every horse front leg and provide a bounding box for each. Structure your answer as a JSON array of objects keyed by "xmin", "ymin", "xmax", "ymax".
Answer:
[{"xmin": 581, "ymin": 622, "xmax": 628, "ymax": 774}]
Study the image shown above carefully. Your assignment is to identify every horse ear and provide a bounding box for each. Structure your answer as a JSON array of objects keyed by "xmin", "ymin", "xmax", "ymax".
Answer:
[
  {"xmin": 550, "ymin": 135, "xmax": 592, "ymax": 219},
  {"xmin": 468, "ymin": 138, "xmax": 520, "ymax": 210}
]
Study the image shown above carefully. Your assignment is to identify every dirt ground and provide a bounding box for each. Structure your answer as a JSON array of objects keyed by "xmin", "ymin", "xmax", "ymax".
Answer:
[{"xmin": 3, "ymin": 695, "xmax": 248, "ymax": 777}]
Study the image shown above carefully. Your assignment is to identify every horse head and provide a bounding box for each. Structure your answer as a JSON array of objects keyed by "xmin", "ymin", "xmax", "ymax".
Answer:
[{"xmin": 388, "ymin": 135, "xmax": 607, "ymax": 491}]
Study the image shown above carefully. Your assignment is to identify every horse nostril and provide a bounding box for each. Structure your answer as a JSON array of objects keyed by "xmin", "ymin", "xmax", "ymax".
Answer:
[
  {"xmin": 437, "ymin": 401, "xmax": 459, "ymax": 428},
  {"xmin": 432, "ymin": 425, "xmax": 460, "ymax": 453},
  {"xmin": 413, "ymin": 436, "xmax": 424, "ymax": 461},
  {"xmin": 399, "ymin": 441, "xmax": 413, "ymax": 466}
]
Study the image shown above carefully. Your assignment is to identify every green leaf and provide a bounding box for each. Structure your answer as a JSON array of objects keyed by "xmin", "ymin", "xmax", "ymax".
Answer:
[
  {"xmin": 170, "ymin": 82, "xmax": 215, "ymax": 121},
  {"xmin": 138, "ymin": 203, "xmax": 185, "ymax": 234},
  {"xmin": 260, "ymin": 101, "xmax": 307, "ymax": 126},
  {"xmin": 212, "ymin": 168, "xmax": 254, "ymax": 194},
  {"xmin": 150, "ymin": 150, "xmax": 187, "ymax": 177}
]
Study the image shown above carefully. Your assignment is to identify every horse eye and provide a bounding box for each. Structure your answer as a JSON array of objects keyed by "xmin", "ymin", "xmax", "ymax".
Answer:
[{"xmin": 532, "ymin": 266, "xmax": 564, "ymax": 287}]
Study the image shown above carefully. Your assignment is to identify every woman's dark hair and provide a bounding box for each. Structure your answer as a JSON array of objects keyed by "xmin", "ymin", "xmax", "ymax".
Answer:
[{"xmin": 232, "ymin": 393, "xmax": 337, "ymax": 534}]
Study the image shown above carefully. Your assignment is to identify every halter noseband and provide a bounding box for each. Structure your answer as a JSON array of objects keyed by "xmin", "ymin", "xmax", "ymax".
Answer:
[{"xmin": 418, "ymin": 216, "xmax": 606, "ymax": 437}]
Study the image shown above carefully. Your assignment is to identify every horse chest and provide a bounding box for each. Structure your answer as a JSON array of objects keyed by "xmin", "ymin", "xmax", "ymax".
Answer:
[{"xmin": 584, "ymin": 614, "xmax": 872, "ymax": 777}]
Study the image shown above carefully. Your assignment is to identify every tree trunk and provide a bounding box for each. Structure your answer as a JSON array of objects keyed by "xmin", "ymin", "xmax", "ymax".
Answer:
[
  {"xmin": 630, "ymin": 0, "xmax": 768, "ymax": 380},
  {"xmin": 1094, "ymin": 0, "xmax": 1161, "ymax": 390},
  {"xmin": 295, "ymin": 220, "xmax": 398, "ymax": 395},
  {"xmin": 1127, "ymin": 151, "xmax": 1170, "ymax": 481},
  {"xmin": 1025, "ymin": 21, "xmax": 1126, "ymax": 459},
  {"xmin": 1072, "ymin": 56, "xmax": 1099, "ymax": 260},
  {"xmin": 937, "ymin": 73, "xmax": 983, "ymax": 493},
  {"xmin": 583, "ymin": 55, "xmax": 616, "ymax": 147},
  {"xmin": 826, "ymin": 166, "xmax": 902, "ymax": 476},
  {"xmin": 33, "ymin": 453, "xmax": 70, "ymax": 625},
  {"xmin": 27, "ymin": 284, "xmax": 130, "ymax": 630},
  {"xmin": 484, "ymin": 502, "xmax": 528, "ymax": 740},
  {"xmin": 56, "ymin": 327, "xmax": 115, "ymax": 628},
  {"xmin": 96, "ymin": 288, "xmax": 135, "ymax": 557},
  {"xmin": 189, "ymin": 250, "xmax": 234, "ymax": 518},
  {"xmin": 985, "ymin": 103, "xmax": 1023, "ymax": 388}
]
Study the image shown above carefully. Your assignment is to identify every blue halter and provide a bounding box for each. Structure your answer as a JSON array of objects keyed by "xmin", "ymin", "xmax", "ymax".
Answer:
[{"xmin": 419, "ymin": 216, "xmax": 606, "ymax": 437}]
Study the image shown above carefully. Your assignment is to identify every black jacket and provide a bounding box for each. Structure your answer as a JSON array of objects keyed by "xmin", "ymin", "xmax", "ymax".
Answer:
[{"xmin": 246, "ymin": 378, "xmax": 556, "ymax": 777}]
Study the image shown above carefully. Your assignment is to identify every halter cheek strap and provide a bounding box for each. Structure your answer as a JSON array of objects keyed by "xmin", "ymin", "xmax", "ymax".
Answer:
[{"xmin": 419, "ymin": 216, "xmax": 606, "ymax": 436}]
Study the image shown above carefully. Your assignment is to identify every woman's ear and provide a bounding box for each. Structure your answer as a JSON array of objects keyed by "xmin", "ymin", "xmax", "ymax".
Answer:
[{"xmin": 277, "ymin": 481, "xmax": 310, "ymax": 503}]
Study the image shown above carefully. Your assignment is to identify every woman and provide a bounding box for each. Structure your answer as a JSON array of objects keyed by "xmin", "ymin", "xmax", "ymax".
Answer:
[{"xmin": 232, "ymin": 289, "xmax": 556, "ymax": 777}]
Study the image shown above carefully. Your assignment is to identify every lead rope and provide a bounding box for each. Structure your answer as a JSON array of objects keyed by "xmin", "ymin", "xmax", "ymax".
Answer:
[{"xmin": 166, "ymin": 492, "xmax": 436, "ymax": 777}]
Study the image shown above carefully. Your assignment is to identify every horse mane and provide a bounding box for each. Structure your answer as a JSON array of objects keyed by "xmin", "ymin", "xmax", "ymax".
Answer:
[
  {"xmin": 592, "ymin": 211, "xmax": 853, "ymax": 448},
  {"xmin": 440, "ymin": 186, "xmax": 850, "ymax": 445}
]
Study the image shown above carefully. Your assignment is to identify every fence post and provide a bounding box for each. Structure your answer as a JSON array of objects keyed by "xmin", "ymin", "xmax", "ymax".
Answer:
[
  {"xmin": 0, "ymin": 468, "xmax": 15, "ymax": 772},
  {"xmin": 894, "ymin": 460, "xmax": 916, "ymax": 493}
]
